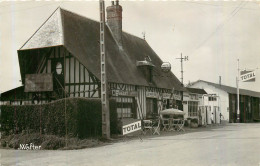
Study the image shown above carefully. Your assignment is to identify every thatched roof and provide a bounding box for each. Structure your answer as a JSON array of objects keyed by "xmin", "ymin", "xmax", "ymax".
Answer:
[{"xmin": 18, "ymin": 8, "xmax": 185, "ymax": 91}]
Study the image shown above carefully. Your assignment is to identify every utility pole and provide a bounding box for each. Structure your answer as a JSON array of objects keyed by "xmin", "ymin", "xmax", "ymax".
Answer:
[
  {"xmin": 176, "ymin": 53, "xmax": 188, "ymax": 86},
  {"xmin": 99, "ymin": 0, "xmax": 110, "ymax": 139},
  {"xmin": 236, "ymin": 59, "xmax": 240, "ymax": 123},
  {"xmin": 176, "ymin": 53, "xmax": 188, "ymax": 111}
]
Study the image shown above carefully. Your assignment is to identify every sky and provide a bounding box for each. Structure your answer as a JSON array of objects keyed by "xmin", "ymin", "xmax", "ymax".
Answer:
[{"xmin": 0, "ymin": 1, "xmax": 260, "ymax": 93}]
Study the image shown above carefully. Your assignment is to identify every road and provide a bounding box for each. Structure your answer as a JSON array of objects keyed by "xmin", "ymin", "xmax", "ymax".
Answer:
[{"xmin": 1, "ymin": 123, "xmax": 260, "ymax": 166}]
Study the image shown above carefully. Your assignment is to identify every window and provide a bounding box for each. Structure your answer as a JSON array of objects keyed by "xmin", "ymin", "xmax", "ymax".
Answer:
[
  {"xmin": 190, "ymin": 94, "xmax": 198, "ymax": 100},
  {"xmin": 209, "ymin": 96, "xmax": 217, "ymax": 101},
  {"xmin": 188, "ymin": 101, "xmax": 198, "ymax": 117},
  {"xmin": 116, "ymin": 97, "xmax": 134, "ymax": 118},
  {"xmin": 56, "ymin": 62, "xmax": 62, "ymax": 75}
]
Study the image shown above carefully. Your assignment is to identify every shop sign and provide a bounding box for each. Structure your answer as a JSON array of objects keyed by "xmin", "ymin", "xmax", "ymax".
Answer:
[
  {"xmin": 161, "ymin": 62, "xmax": 171, "ymax": 72},
  {"xmin": 162, "ymin": 93, "xmax": 171, "ymax": 99},
  {"xmin": 146, "ymin": 92, "xmax": 158, "ymax": 98},
  {"xmin": 173, "ymin": 94, "xmax": 181, "ymax": 100},
  {"xmin": 25, "ymin": 74, "xmax": 53, "ymax": 92},
  {"xmin": 112, "ymin": 90, "xmax": 137, "ymax": 97},
  {"xmin": 122, "ymin": 121, "xmax": 142, "ymax": 135},
  {"xmin": 240, "ymin": 70, "xmax": 256, "ymax": 82}
]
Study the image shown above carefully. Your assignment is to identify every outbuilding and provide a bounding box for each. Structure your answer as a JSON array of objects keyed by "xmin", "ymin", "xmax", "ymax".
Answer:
[{"xmin": 188, "ymin": 80, "xmax": 260, "ymax": 123}]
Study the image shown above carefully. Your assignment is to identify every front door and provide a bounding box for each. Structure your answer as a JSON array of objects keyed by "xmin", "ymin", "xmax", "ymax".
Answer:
[{"xmin": 146, "ymin": 98, "xmax": 157, "ymax": 119}]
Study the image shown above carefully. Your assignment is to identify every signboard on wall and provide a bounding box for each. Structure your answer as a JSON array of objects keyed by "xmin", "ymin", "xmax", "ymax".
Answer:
[
  {"xmin": 240, "ymin": 70, "xmax": 256, "ymax": 82},
  {"xmin": 162, "ymin": 93, "xmax": 171, "ymax": 99},
  {"xmin": 146, "ymin": 92, "xmax": 159, "ymax": 98},
  {"xmin": 111, "ymin": 90, "xmax": 137, "ymax": 97},
  {"xmin": 25, "ymin": 74, "xmax": 53, "ymax": 92},
  {"xmin": 173, "ymin": 94, "xmax": 181, "ymax": 100}
]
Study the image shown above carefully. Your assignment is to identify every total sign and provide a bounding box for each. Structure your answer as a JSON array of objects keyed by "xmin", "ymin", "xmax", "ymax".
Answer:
[
  {"xmin": 122, "ymin": 121, "xmax": 142, "ymax": 135},
  {"xmin": 240, "ymin": 70, "xmax": 256, "ymax": 82}
]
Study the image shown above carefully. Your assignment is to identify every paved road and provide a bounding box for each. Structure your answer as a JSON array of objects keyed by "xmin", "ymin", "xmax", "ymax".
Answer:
[{"xmin": 1, "ymin": 123, "xmax": 260, "ymax": 166}]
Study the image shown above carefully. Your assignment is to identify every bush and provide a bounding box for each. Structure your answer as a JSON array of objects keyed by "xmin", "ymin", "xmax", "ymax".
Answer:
[
  {"xmin": 0, "ymin": 98, "xmax": 117, "ymax": 138},
  {"xmin": 190, "ymin": 118, "xmax": 198, "ymax": 128}
]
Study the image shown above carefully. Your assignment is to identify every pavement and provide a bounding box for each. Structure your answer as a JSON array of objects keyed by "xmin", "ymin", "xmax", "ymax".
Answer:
[{"xmin": 1, "ymin": 123, "xmax": 260, "ymax": 166}]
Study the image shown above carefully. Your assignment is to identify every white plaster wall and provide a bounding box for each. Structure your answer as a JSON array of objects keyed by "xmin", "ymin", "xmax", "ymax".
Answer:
[
  {"xmin": 183, "ymin": 92, "xmax": 189, "ymax": 119},
  {"xmin": 189, "ymin": 81, "xmax": 230, "ymax": 121}
]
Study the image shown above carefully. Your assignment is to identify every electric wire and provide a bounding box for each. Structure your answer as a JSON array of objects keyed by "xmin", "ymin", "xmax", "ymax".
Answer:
[
  {"xmin": 0, "ymin": 1, "xmax": 65, "ymax": 15},
  {"xmin": 182, "ymin": 1, "xmax": 260, "ymax": 11},
  {"xmin": 188, "ymin": 1, "xmax": 248, "ymax": 57}
]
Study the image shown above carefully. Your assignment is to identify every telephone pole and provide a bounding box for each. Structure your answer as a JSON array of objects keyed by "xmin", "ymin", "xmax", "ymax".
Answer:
[
  {"xmin": 99, "ymin": 0, "xmax": 110, "ymax": 139},
  {"xmin": 176, "ymin": 53, "xmax": 188, "ymax": 86},
  {"xmin": 176, "ymin": 53, "xmax": 188, "ymax": 111},
  {"xmin": 236, "ymin": 59, "xmax": 240, "ymax": 123}
]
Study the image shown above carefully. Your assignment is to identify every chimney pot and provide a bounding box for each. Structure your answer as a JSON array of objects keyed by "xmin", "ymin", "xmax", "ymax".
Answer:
[{"xmin": 106, "ymin": 0, "xmax": 123, "ymax": 47}]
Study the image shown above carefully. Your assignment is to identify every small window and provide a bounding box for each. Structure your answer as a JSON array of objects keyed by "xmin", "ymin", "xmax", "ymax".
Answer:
[{"xmin": 56, "ymin": 62, "xmax": 62, "ymax": 75}]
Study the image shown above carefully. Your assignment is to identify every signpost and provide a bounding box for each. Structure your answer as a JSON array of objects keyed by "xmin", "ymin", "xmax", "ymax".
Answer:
[
  {"xmin": 236, "ymin": 59, "xmax": 257, "ymax": 123},
  {"xmin": 122, "ymin": 121, "xmax": 142, "ymax": 135}
]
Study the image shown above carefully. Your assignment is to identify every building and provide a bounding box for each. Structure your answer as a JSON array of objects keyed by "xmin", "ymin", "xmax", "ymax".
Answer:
[
  {"xmin": 0, "ymin": 3, "xmax": 187, "ymax": 123},
  {"xmin": 182, "ymin": 88, "xmax": 208, "ymax": 126},
  {"xmin": 188, "ymin": 80, "xmax": 260, "ymax": 123}
]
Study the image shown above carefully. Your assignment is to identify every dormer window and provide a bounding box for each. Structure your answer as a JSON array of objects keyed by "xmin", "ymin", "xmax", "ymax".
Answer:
[{"xmin": 136, "ymin": 56, "xmax": 155, "ymax": 83}]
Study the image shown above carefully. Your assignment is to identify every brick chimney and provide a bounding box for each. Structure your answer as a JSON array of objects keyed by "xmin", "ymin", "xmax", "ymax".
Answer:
[{"xmin": 106, "ymin": 0, "xmax": 123, "ymax": 47}]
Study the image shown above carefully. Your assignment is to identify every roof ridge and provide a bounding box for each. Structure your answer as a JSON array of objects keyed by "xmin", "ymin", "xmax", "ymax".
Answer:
[
  {"xmin": 59, "ymin": 7, "xmax": 146, "ymax": 43},
  {"xmin": 59, "ymin": 7, "xmax": 100, "ymax": 24},
  {"xmin": 122, "ymin": 31, "xmax": 145, "ymax": 41},
  {"xmin": 199, "ymin": 80, "xmax": 260, "ymax": 94}
]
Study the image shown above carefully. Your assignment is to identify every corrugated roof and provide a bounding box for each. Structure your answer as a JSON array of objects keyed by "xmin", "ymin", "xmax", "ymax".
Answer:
[
  {"xmin": 191, "ymin": 80, "xmax": 260, "ymax": 98},
  {"xmin": 186, "ymin": 88, "xmax": 207, "ymax": 95},
  {"xmin": 18, "ymin": 7, "xmax": 185, "ymax": 91}
]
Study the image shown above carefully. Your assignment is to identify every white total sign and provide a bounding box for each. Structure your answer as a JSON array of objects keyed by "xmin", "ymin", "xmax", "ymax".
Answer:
[
  {"xmin": 122, "ymin": 121, "xmax": 142, "ymax": 135},
  {"xmin": 240, "ymin": 71, "xmax": 256, "ymax": 82}
]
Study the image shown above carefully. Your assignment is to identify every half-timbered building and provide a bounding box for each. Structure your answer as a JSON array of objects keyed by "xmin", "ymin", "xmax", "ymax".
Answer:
[{"xmin": 0, "ymin": 3, "xmax": 186, "ymax": 121}]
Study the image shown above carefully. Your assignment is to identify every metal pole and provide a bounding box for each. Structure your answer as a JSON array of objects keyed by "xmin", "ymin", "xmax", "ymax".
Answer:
[
  {"xmin": 181, "ymin": 53, "xmax": 183, "ymax": 86},
  {"xmin": 176, "ymin": 53, "xmax": 188, "ymax": 111},
  {"xmin": 237, "ymin": 59, "xmax": 240, "ymax": 123},
  {"xmin": 180, "ymin": 53, "xmax": 183, "ymax": 111},
  {"xmin": 99, "ymin": 0, "xmax": 110, "ymax": 139}
]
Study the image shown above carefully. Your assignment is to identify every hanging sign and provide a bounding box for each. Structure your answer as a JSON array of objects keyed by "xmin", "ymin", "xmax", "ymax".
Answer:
[
  {"xmin": 240, "ymin": 70, "xmax": 256, "ymax": 82},
  {"xmin": 122, "ymin": 121, "xmax": 142, "ymax": 135},
  {"xmin": 161, "ymin": 62, "xmax": 171, "ymax": 72}
]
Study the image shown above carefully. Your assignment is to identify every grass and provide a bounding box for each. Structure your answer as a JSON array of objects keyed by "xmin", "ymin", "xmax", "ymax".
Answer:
[{"xmin": 0, "ymin": 133, "xmax": 105, "ymax": 150}]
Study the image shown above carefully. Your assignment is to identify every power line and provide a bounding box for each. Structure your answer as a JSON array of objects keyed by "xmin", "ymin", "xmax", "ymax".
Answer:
[
  {"xmin": 188, "ymin": 1, "xmax": 248, "ymax": 57},
  {"xmin": 0, "ymin": 1, "xmax": 65, "ymax": 15},
  {"xmin": 0, "ymin": 1, "xmax": 29, "ymax": 8},
  {"xmin": 182, "ymin": 1, "xmax": 260, "ymax": 11}
]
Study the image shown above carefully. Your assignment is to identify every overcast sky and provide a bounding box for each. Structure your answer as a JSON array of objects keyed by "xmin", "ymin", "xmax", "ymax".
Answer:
[{"xmin": 0, "ymin": 1, "xmax": 260, "ymax": 93}]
